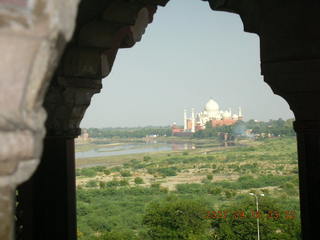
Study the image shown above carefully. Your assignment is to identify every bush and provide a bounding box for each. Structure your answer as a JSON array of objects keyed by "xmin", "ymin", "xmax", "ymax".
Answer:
[
  {"xmin": 120, "ymin": 171, "xmax": 132, "ymax": 177},
  {"xmin": 104, "ymin": 169, "xmax": 111, "ymax": 175},
  {"xmin": 207, "ymin": 174, "xmax": 213, "ymax": 180},
  {"xmin": 211, "ymin": 198, "xmax": 301, "ymax": 240},
  {"xmin": 158, "ymin": 167, "xmax": 177, "ymax": 177},
  {"xmin": 205, "ymin": 185, "xmax": 222, "ymax": 195},
  {"xmin": 99, "ymin": 230, "xmax": 138, "ymax": 240},
  {"xmin": 80, "ymin": 168, "xmax": 97, "ymax": 178},
  {"xmin": 134, "ymin": 177, "xmax": 144, "ymax": 184},
  {"xmin": 110, "ymin": 166, "xmax": 121, "ymax": 172},
  {"xmin": 182, "ymin": 151, "xmax": 189, "ymax": 156},
  {"xmin": 92, "ymin": 166, "xmax": 106, "ymax": 172},
  {"xmin": 176, "ymin": 183, "xmax": 205, "ymax": 194},
  {"xmin": 143, "ymin": 156, "xmax": 151, "ymax": 161},
  {"xmin": 150, "ymin": 183, "xmax": 161, "ymax": 189},
  {"xmin": 143, "ymin": 197, "xmax": 210, "ymax": 240},
  {"xmin": 133, "ymin": 163, "xmax": 145, "ymax": 170},
  {"xmin": 147, "ymin": 168, "xmax": 157, "ymax": 174},
  {"xmin": 99, "ymin": 181, "xmax": 106, "ymax": 189},
  {"xmin": 85, "ymin": 180, "xmax": 98, "ymax": 188},
  {"xmin": 106, "ymin": 179, "xmax": 121, "ymax": 187},
  {"xmin": 119, "ymin": 179, "xmax": 129, "ymax": 186}
]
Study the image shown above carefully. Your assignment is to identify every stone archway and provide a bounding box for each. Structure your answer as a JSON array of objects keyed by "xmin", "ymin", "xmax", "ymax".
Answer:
[{"xmin": 1, "ymin": 0, "xmax": 320, "ymax": 239}]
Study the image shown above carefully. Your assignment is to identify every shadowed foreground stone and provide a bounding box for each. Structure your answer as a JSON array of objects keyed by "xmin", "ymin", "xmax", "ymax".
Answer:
[{"xmin": 0, "ymin": 0, "xmax": 80, "ymax": 239}]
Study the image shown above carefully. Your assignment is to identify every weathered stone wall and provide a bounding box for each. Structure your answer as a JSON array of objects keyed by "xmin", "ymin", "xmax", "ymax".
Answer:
[{"xmin": 0, "ymin": 0, "xmax": 80, "ymax": 239}]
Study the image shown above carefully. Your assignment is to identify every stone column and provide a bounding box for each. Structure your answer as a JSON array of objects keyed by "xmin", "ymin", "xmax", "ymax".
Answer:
[
  {"xmin": 17, "ymin": 136, "xmax": 77, "ymax": 240},
  {"xmin": 263, "ymin": 68, "xmax": 320, "ymax": 239}
]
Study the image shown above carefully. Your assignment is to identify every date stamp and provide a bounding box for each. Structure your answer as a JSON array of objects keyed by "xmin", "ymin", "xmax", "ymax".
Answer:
[{"xmin": 204, "ymin": 210, "xmax": 296, "ymax": 220}]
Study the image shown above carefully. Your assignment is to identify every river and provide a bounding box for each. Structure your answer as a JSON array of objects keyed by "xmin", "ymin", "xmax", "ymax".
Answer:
[{"xmin": 75, "ymin": 142, "xmax": 196, "ymax": 159}]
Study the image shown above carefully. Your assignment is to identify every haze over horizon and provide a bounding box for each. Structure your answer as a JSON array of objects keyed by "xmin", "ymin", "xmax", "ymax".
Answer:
[{"xmin": 80, "ymin": 0, "xmax": 294, "ymax": 128}]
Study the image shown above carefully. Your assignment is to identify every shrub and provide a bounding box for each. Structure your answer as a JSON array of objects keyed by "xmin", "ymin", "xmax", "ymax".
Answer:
[
  {"xmin": 225, "ymin": 190, "xmax": 232, "ymax": 199},
  {"xmin": 207, "ymin": 174, "xmax": 213, "ymax": 180},
  {"xmin": 80, "ymin": 168, "xmax": 97, "ymax": 177},
  {"xmin": 104, "ymin": 169, "xmax": 111, "ymax": 175},
  {"xmin": 120, "ymin": 171, "xmax": 132, "ymax": 177},
  {"xmin": 119, "ymin": 179, "xmax": 129, "ymax": 186},
  {"xmin": 100, "ymin": 230, "xmax": 138, "ymax": 240},
  {"xmin": 143, "ymin": 197, "xmax": 210, "ymax": 240},
  {"xmin": 151, "ymin": 183, "xmax": 161, "ymax": 189},
  {"xmin": 123, "ymin": 163, "xmax": 130, "ymax": 168},
  {"xmin": 205, "ymin": 185, "xmax": 222, "ymax": 195},
  {"xmin": 158, "ymin": 167, "xmax": 177, "ymax": 177},
  {"xmin": 182, "ymin": 151, "xmax": 189, "ymax": 156},
  {"xmin": 110, "ymin": 166, "xmax": 121, "ymax": 172},
  {"xmin": 147, "ymin": 168, "xmax": 157, "ymax": 174},
  {"xmin": 134, "ymin": 177, "xmax": 144, "ymax": 184},
  {"xmin": 99, "ymin": 181, "xmax": 106, "ymax": 189},
  {"xmin": 176, "ymin": 183, "xmax": 205, "ymax": 194},
  {"xmin": 106, "ymin": 179, "xmax": 121, "ymax": 187},
  {"xmin": 130, "ymin": 159, "xmax": 139, "ymax": 164},
  {"xmin": 201, "ymin": 179, "xmax": 210, "ymax": 184},
  {"xmin": 143, "ymin": 156, "xmax": 151, "ymax": 161},
  {"xmin": 92, "ymin": 166, "xmax": 106, "ymax": 172},
  {"xmin": 85, "ymin": 180, "xmax": 98, "ymax": 188},
  {"xmin": 133, "ymin": 163, "xmax": 145, "ymax": 170}
]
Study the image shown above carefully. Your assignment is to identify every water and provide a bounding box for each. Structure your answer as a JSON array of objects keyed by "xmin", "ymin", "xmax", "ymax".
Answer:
[{"xmin": 75, "ymin": 142, "xmax": 195, "ymax": 159}]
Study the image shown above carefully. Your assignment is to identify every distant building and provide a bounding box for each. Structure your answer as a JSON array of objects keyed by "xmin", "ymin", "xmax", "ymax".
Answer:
[
  {"xmin": 172, "ymin": 99, "xmax": 243, "ymax": 135},
  {"xmin": 75, "ymin": 129, "xmax": 90, "ymax": 143}
]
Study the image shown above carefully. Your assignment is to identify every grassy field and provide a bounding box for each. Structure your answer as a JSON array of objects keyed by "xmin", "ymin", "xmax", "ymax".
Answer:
[{"xmin": 76, "ymin": 137, "xmax": 300, "ymax": 239}]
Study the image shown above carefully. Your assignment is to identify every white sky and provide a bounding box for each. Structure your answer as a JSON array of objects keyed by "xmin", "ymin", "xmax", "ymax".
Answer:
[{"xmin": 81, "ymin": 0, "xmax": 294, "ymax": 128}]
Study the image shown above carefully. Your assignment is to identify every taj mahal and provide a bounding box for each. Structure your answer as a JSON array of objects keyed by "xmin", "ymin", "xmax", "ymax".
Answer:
[{"xmin": 172, "ymin": 99, "xmax": 243, "ymax": 135}]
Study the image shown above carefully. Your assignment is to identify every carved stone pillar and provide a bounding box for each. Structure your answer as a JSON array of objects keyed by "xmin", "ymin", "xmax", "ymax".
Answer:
[
  {"xmin": 205, "ymin": 0, "xmax": 320, "ymax": 238},
  {"xmin": 0, "ymin": 1, "xmax": 79, "ymax": 240},
  {"xmin": 16, "ymin": 71, "xmax": 103, "ymax": 240},
  {"xmin": 263, "ymin": 68, "xmax": 320, "ymax": 240}
]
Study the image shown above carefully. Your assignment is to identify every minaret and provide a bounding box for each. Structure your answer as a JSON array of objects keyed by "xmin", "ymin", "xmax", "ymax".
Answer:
[
  {"xmin": 191, "ymin": 108, "xmax": 195, "ymax": 133},
  {"xmin": 238, "ymin": 107, "xmax": 243, "ymax": 120},
  {"xmin": 184, "ymin": 109, "xmax": 187, "ymax": 131}
]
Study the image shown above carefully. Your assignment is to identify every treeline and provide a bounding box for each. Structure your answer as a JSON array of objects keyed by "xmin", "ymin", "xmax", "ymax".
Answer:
[
  {"xmin": 86, "ymin": 119, "xmax": 295, "ymax": 139},
  {"xmin": 87, "ymin": 127, "xmax": 172, "ymax": 138},
  {"xmin": 193, "ymin": 119, "xmax": 296, "ymax": 139}
]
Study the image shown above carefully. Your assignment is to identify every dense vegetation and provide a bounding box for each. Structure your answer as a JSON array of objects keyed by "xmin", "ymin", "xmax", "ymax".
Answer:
[
  {"xmin": 76, "ymin": 137, "xmax": 300, "ymax": 239},
  {"xmin": 193, "ymin": 119, "xmax": 296, "ymax": 139},
  {"xmin": 86, "ymin": 119, "xmax": 295, "ymax": 141},
  {"xmin": 87, "ymin": 127, "xmax": 172, "ymax": 138}
]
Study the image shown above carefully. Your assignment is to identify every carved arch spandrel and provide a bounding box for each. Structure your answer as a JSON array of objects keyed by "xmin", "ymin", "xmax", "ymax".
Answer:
[{"xmin": 44, "ymin": 0, "xmax": 170, "ymax": 138}]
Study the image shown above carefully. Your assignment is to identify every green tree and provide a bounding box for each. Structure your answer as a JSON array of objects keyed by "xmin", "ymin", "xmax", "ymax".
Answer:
[
  {"xmin": 143, "ymin": 197, "xmax": 211, "ymax": 240},
  {"xmin": 99, "ymin": 230, "xmax": 138, "ymax": 240},
  {"xmin": 134, "ymin": 177, "xmax": 144, "ymax": 184},
  {"xmin": 210, "ymin": 197, "xmax": 301, "ymax": 240}
]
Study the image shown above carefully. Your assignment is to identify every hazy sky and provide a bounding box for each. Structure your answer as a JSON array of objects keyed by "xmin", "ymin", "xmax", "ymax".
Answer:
[{"xmin": 81, "ymin": 0, "xmax": 294, "ymax": 128}]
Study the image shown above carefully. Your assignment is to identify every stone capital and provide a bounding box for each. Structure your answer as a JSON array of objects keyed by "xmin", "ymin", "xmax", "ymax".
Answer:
[{"xmin": 263, "ymin": 60, "xmax": 320, "ymax": 123}]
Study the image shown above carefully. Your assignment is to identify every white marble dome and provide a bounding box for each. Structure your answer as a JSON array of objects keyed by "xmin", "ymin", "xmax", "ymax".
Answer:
[{"xmin": 205, "ymin": 99, "xmax": 219, "ymax": 112}]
